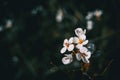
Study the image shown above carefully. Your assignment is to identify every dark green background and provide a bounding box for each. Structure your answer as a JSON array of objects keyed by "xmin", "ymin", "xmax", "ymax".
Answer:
[{"xmin": 0, "ymin": 0, "xmax": 120, "ymax": 80}]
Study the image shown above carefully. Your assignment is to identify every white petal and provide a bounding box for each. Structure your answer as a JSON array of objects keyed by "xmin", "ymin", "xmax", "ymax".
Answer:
[
  {"xmin": 64, "ymin": 54, "xmax": 73, "ymax": 62},
  {"xmin": 73, "ymin": 37, "xmax": 79, "ymax": 43},
  {"xmin": 69, "ymin": 37, "xmax": 73, "ymax": 44},
  {"xmin": 63, "ymin": 39, "xmax": 68, "ymax": 46},
  {"xmin": 84, "ymin": 29, "xmax": 86, "ymax": 34},
  {"xmin": 65, "ymin": 54, "xmax": 72, "ymax": 58},
  {"xmin": 60, "ymin": 47, "xmax": 67, "ymax": 53},
  {"xmin": 68, "ymin": 44, "xmax": 74, "ymax": 51},
  {"xmin": 62, "ymin": 57, "xmax": 71, "ymax": 65},
  {"xmin": 82, "ymin": 40, "xmax": 89, "ymax": 45},
  {"xmin": 85, "ymin": 12, "xmax": 94, "ymax": 20},
  {"xmin": 86, "ymin": 51, "xmax": 91, "ymax": 59},
  {"xmin": 87, "ymin": 20, "xmax": 93, "ymax": 30},
  {"xmin": 75, "ymin": 28, "xmax": 83, "ymax": 36},
  {"xmin": 76, "ymin": 44, "xmax": 82, "ymax": 49},
  {"xmin": 79, "ymin": 34, "xmax": 86, "ymax": 40},
  {"xmin": 81, "ymin": 57, "xmax": 90, "ymax": 63},
  {"xmin": 80, "ymin": 47, "xmax": 88, "ymax": 53},
  {"xmin": 76, "ymin": 53, "xmax": 81, "ymax": 61}
]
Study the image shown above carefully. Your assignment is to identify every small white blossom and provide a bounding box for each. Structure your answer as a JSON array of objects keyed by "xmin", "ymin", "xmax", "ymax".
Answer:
[
  {"xmin": 85, "ymin": 12, "xmax": 94, "ymax": 20},
  {"xmin": 94, "ymin": 10, "xmax": 103, "ymax": 18},
  {"xmin": 87, "ymin": 20, "xmax": 93, "ymax": 30},
  {"xmin": 81, "ymin": 51, "xmax": 91, "ymax": 63},
  {"xmin": 56, "ymin": 9, "xmax": 63, "ymax": 23},
  {"xmin": 60, "ymin": 37, "xmax": 74, "ymax": 54},
  {"xmin": 62, "ymin": 54, "xmax": 73, "ymax": 65},
  {"xmin": 76, "ymin": 47, "xmax": 91, "ymax": 63},
  {"xmin": 75, "ymin": 28, "xmax": 86, "ymax": 37},
  {"xmin": 74, "ymin": 28, "xmax": 88, "ymax": 48},
  {"xmin": 74, "ymin": 36, "xmax": 88, "ymax": 49}
]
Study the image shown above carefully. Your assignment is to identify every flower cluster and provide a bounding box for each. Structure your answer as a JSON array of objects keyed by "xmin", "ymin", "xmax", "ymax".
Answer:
[
  {"xmin": 60, "ymin": 28, "xmax": 92, "ymax": 65},
  {"xmin": 85, "ymin": 9, "xmax": 103, "ymax": 30}
]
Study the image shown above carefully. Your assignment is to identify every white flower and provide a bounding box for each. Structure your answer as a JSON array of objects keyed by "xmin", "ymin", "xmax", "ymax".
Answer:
[
  {"xmin": 85, "ymin": 12, "xmax": 94, "ymax": 20},
  {"xmin": 87, "ymin": 20, "xmax": 93, "ymax": 30},
  {"xmin": 75, "ymin": 28, "xmax": 86, "ymax": 37},
  {"xmin": 94, "ymin": 10, "xmax": 103, "ymax": 18},
  {"xmin": 80, "ymin": 47, "xmax": 91, "ymax": 63},
  {"xmin": 76, "ymin": 47, "xmax": 91, "ymax": 63},
  {"xmin": 74, "ymin": 36, "xmax": 88, "ymax": 49},
  {"xmin": 74, "ymin": 28, "xmax": 88, "ymax": 48},
  {"xmin": 60, "ymin": 37, "xmax": 74, "ymax": 54},
  {"xmin": 62, "ymin": 54, "xmax": 73, "ymax": 65},
  {"xmin": 56, "ymin": 9, "xmax": 63, "ymax": 22},
  {"xmin": 81, "ymin": 51, "xmax": 91, "ymax": 63}
]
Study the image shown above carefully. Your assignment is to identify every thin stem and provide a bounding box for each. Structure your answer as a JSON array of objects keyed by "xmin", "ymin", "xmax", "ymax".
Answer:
[
  {"xmin": 101, "ymin": 59, "xmax": 114, "ymax": 76},
  {"xmin": 72, "ymin": 50, "xmax": 76, "ymax": 56}
]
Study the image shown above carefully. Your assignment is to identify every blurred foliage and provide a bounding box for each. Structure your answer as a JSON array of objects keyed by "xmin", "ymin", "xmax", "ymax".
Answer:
[{"xmin": 0, "ymin": 0, "xmax": 120, "ymax": 80}]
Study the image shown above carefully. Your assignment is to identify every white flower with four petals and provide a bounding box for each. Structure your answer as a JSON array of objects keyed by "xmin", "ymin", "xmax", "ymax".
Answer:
[
  {"xmin": 74, "ymin": 28, "xmax": 88, "ymax": 49},
  {"xmin": 62, "ymin": 54, "xmax": 73, "ymax": 65},
  {"xmin": 60, "ymin": 37, "xmax": 74, "ymax": 54},
  {"xmin": 75, "ymin": 28, "xmax": 86, "ymax": 37},
  {"xmin": 76, "ymin": 46, "xmax": 91, "ymax": 63}
]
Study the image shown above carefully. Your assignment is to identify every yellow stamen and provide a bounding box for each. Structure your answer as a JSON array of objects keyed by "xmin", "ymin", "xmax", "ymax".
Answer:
[
  {"xmin": 65, "ymin": 43, "xmax": 69, "ymax": 47},
  {"xmin": 79, "ymin": 39, "xmax": 83, "ymax": 44}
]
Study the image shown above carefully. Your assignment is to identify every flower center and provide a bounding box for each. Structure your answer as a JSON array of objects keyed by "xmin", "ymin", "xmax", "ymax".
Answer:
[
  {"xmin": 79, "ymin": 39, "xmax": 83, "ymax": 44},
  {"xmin": 65, "ymin": 43, "xmax": 69, "ymax": 47}
]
